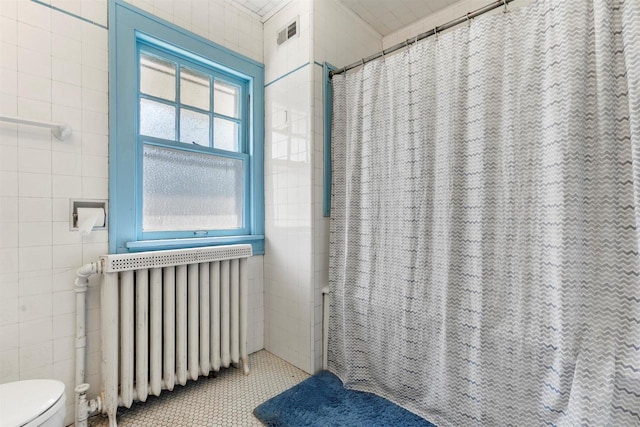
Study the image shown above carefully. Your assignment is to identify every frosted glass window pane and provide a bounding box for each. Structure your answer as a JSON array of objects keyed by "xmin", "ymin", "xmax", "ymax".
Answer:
[
  {"xmin": 140, "ymin": 99, "xmax": 176, "ymax": 140},
  {"xmin": 214, "ymin": 118, "xmax": 239, "ymax": 152},
  {"xmin": 143, "ymin": 145, "xmax": 244, "ymax": 231},
  {"xmin": 214, "ymin": 79, "xmax": 239, "ymax": 118},
  {"xmin": 181, "ymin": 67, "xmax": 210, "ymax": 111},
  {"xmin": 140, "ymin": 53, "xmax": 176, "ymax": 101},
  {"xmin": 180, "ymin": 109, "xmax": 210, "ymax": 146}
]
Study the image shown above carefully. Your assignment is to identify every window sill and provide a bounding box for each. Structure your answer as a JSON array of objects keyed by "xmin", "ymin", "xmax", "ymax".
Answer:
[{"xmin": 125, "ymin": 235, "xmax": 264, "ymax": 255}]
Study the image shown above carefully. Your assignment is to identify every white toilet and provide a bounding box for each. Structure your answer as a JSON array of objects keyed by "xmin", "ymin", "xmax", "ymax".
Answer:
[{"xmin": 0, "ymin": 380, "xmax": 66, "ymax": 427}]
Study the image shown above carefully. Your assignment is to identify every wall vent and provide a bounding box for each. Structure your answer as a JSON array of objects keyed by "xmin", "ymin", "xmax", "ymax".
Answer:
[{"xmin": 277, "ymin": 17, "xmax": 299, "ymax": 46}]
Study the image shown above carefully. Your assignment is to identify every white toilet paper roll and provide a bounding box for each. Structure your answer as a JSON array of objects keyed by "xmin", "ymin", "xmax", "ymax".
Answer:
[{"xmin": 77, "ymin": 207, "xmax": 105, "ymax": 235}]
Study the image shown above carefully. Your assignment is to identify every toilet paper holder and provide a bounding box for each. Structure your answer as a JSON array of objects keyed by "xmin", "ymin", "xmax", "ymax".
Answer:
[{"xmin": 70, "ymin": 199, "xmax": 108, "ymax": 231}]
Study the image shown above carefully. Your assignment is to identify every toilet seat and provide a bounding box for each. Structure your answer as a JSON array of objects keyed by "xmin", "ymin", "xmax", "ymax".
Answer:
[{"xmin": 0, "ymin": 380, "xmax": 65, "ymax": 427}]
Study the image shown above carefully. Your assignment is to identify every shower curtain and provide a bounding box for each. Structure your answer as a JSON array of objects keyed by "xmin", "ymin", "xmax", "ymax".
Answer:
[{"xmin": 328, "ymin": 0, "xmax": 640, "ymax": 426}]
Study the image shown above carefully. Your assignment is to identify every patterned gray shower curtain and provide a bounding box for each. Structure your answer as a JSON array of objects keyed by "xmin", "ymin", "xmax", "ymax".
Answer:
[{"xmin": 328, "ymin": 0, "xmax": 640, "ymax": 425}]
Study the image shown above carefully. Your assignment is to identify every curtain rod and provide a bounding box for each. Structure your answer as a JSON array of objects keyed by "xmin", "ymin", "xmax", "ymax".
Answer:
[
  {"xmin": 0, "ymin": 115, "xmax": 72, "ymax": 140},
  {"xmin": 330, "ymin": 0, "xmax": 515, "ymax": 78}
]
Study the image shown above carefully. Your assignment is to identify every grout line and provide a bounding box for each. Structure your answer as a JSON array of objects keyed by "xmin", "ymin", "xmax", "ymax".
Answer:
[
  {"xmin": 30, "ymin": 0, "xmax": 108, "ymax": 30},
  {"xmin": 265, "ymin": 62, "xmax": 310, "ymax": 87}
]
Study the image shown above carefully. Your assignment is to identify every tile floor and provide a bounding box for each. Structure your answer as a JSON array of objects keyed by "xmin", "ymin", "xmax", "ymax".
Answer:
[{"xmin": 89, "ymin": 350, "xmax": 309, "ymax": 427}]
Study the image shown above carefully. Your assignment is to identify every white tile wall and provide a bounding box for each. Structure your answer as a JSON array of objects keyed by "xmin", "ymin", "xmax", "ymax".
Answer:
[
  {"xmin": 0, "ymin": 1, "xmax": 110, "ymax": 422},
  {"xmin": 262, "ymin": 74, "xmax": 314, "ymax": 367},
  {"xmin": 127, "ymin": 0, "xmax": 263, "ymax": 63},
  {"xmin": 262, "ymin": 0, "xmax": 315, "ymax": 374},
  {"xmin": 263, "ymin": 0, "xmax": 310, "ymax": 84},
  {"xmin": 248, "ymin": 255, "xmax": 265, "ymax": 354},
  {"xmin": 0, "ymin": 1, "xmax": 264, "ymax": 425}
]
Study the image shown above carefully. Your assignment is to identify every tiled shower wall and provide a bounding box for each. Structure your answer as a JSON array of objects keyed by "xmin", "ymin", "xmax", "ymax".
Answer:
[
  {"xmin": 0, "ymin": 1, "xmax": 264, "ymax": 425},
  {"xmin": 262, "ymin": 0, "xmax": 314, "ymax": 374},
  {"xmin": 262, "ymin": 0, "xmax": 381, "ymax": 374}
]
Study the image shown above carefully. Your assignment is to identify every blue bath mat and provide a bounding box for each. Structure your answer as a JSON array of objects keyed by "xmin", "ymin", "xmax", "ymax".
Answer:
[{"xmin": 254, "ymin": 371, "xmax": 436, "ymax": 426}]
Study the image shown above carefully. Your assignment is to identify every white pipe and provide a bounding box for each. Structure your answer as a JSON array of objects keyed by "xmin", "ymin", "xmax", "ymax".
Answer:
[
  {"xmin": 74, "ymin": 384, "xmax": 102, "ymax": 427},
  {"xmin": 0, "ymin": 114, "xmax": 72, "ymax": 140},
  {"xmin": 75, "ymin": 262, "xmax": 102, "ymax": 427},
  {"xmin": 75, "ymin": 263, "xmax": 101, "ymax": 388},
  {"xmin": 322, "ymin": 286, "xmax": 330, "ymax": 370},
  {"xmin": 74, "ymin": 385, "xmax": 90, "ymax": 427}
]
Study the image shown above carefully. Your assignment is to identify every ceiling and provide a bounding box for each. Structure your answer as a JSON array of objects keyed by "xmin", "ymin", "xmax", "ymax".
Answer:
[
  {"xmin": 338, "ymin": 0, "xmax": 458, "ymax": 36},
  {"xmin": 233, "ymin": 0, "xmax": 288, "ymax": 19},
  {"xmin": 233, "ymin": 0, "xmax": 459, "ymax": 35}
]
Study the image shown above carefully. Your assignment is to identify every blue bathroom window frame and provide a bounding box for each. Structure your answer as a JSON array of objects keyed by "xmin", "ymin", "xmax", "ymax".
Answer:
[{"xmin": 109, "ymin": 0, "xmax": 265, "ymax": 254}]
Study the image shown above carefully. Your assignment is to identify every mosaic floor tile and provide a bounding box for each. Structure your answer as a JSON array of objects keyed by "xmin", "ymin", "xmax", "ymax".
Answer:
[{"xmin": 89, "ymin": 350, "xmax": 309, "ymax": 427}]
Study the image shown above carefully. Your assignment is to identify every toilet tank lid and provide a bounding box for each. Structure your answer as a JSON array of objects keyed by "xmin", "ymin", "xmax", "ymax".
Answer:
[{"xmin": 0, "ymin": 380, "xmax": 65, "ymax": 427}]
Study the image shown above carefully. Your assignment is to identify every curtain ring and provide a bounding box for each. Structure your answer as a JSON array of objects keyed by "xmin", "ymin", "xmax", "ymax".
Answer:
[
  {"xmin": 503, "ymin": 0, "xmax": 508, "ymax": 13},
  {"xmin": 433, "ymin": 26, "xmax": 438, "ymax": 40},
  {"xmin": 466, "ymin": 12, "xmax": 471, "ymax": 25},
  {"xmin": 414, "ymin": 35, "xmax": 419, "ymax": 44},
  {"xmin": 361, "ymin": 58, "xmax": 365, "ymax": 67}
]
